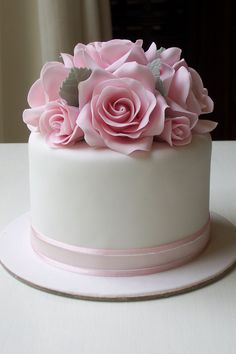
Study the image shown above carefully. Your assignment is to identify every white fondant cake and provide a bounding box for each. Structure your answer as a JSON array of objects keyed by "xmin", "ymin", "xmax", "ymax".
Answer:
[
  {"xmin": 22, "ymin": 39, "xmax": 217, "ymax": 276},
  {"xmin": 29, "ymin": 132, "xmax": 211, "ymax": 251}
]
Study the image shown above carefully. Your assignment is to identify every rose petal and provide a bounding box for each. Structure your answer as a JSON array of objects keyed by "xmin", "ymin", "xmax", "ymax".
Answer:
[
  {"xmin": 189, "ymin": 68, "xmax": 214, "ymax": 113},
  {"xmin": 101, "ymin": 101, "xmax": 131, "ymax": 122},
  {"xmin": 193, "ymin": 119, "xmax": 218, "ymax": 133},
  {"xmin": 74, "ymin": 39, "xmax": 146, "ymax": 72},
  {"xmin": 161, "ymin": 47, "xmax": 182, "ymax": 66},
  {"xmin": 187, "ymin": 91, "xmax": 204, "ymax": 115},
  {"xmin": 137, "ymin": 90, "xmax": 156, "ymax": 130},
  {"xmin": 173, "ymin": 134, "xmax": 192, "ymax": 146},
  {"xmin": 101, "ymin": 41, "xmax": 134, "ymax": 64},
  {"xmin": 114, "ymin": 62, "xmax": 155, "ymax": 92},
  {"xmin": 42, "ymin": 62, "xmax": 69, "ymax": 102},
  {"xmin": 74, "ymin": 46, "xmax": 100, "ymax": 69},
  {"xmin": 168, "ymin": 66, "xmax": 191, "ymax": 106},
  {"xmin": 22, "ymin": 106, "xmax": 45, "ymax": 131},
  {"xmin": 173, "ymin": 58, "xmax": 188, "ymax": 71},
  {"xmin": 27, "ymin": 79, "xmax": 46, "ymax": 107},
  {"xmin": 166, "ymin": 98, "xmax": 198, "ymax": 127},
  {"xmin": 98, "ymin": 108, "xmax": 133, "ymax": 128},
  {"xmin": 135, "ymin": 39, "xmax": 143, "ymax": 47},
  {"xmin": 160, "ymin": 63, "xmax": 175, "ymax": 94},
  {"xmin": 145, "ymin": 42, "xmax": 158, "ymax": 62},
  {"xmin": 103, "ymin": 133, "xmax": 153, "ymax": 155},
  {"xmin": 77, "ymin": 104, "xmax": 105, "ymax": 147},
  {"xmin": 144, "ymin": 94, "xmax": 168, "ymax": 136},
  {"xmin": 61, "ymin": 53, "xmax": 74, "ymax": 68},
  {"xmin": 158, "ymin": 119, "xmax": 173, "ymax": 145},
  {"xmin": 79, "ymin": 69, "xmax": 114, "ymax": 107},
  {"xmin": 101, "ymin": 123, "xmax": 142, "ymax": 138},
  {"xmin": 107, "ymin": 44, "xmax": 147, "ymax": 72}
]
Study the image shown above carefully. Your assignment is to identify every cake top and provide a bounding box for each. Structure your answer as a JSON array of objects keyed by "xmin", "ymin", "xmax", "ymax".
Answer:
[{"xmin": 23, "ymin": 39, "xmax": 217, "ymax": 155}]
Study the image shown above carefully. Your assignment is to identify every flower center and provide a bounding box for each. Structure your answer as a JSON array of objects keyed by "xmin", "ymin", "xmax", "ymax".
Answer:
[
  {"xmin": 114, "ymin": 102, "xmax": 127, "ymax": 113},
  {"xmin": 174, "ymin": 127, "xmax": 184, "ymax": 136}
]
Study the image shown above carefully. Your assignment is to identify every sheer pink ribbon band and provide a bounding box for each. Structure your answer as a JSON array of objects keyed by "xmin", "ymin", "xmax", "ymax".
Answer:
[{"xmin": 31, "ymin": 218, "xmax": 210, "ymax": 277}]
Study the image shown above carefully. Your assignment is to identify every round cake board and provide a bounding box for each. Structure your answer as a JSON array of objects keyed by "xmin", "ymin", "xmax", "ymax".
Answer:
[{"xmin": 0, "ymin": 213, "xmax": 235, "ymax": 302}]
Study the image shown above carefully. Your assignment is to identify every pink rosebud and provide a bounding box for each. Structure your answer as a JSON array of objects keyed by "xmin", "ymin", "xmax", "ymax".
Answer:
[{"xmin": 159, "ymin": 117, "xmax": 192, "ymax": 146}]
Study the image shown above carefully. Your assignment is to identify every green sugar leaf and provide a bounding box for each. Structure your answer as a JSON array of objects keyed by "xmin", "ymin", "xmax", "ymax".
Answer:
[
  {"xmin": 59, "ymin": 67, "xmax": 92, "ymax": 107},
  {"xmin": 147, "ymin": 58, "xmax": 161, "ymax": 80},
  {"xmin": 156, "ymin": 47, "xmax": 165, "ymax": 55},
  {"xmin": 156, "ymin": 78, "xmax": 165, "ymax": 97},
  {"xmin": 147, "ymin": 58, "xmax": 165, "ymax": 97}
]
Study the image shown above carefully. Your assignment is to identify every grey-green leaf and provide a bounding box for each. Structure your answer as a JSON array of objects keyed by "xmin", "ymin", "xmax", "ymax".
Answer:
[
  {"xmin": 147, "ymin": 58, "xmax": 166, "ymax": 96},
  {"xmin": 59, "ymin": 67, "xmax": 92, "ymax": 107},
  {"xmin": 156, "ymin": 47, "xmax": 165, "ymax": 55},
  {"xmin": 147, "ymin": 58, "xmax": 161, "ymax": 80},
  {"xmin": 156, "ymin": 78, "xmax": 165, "ymax": 97}
]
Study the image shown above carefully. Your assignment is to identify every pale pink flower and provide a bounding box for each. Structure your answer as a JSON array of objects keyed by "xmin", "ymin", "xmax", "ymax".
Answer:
[
  {"xmin": 159, "ymin": 115, "xmax": 217, "ymax": 146},
  {"xmin": 159, "ymin": 117, "xmax": 192, "ymax": 146},
  {"xmin": 24, "ymin": 100, "xmax": 82, "ymax": 147},
  {"xmin": 77, "ymin": 62, "xmax": 168, "ymax": 154},
  {"xmin": 146, "ymin": 43, "xmax": 214, "ymax": 119}
]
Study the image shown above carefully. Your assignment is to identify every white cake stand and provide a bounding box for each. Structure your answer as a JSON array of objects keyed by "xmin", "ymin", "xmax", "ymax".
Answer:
[{"xmin": 0, "ymin": 212, "xmax": 235, "ymax": 301}]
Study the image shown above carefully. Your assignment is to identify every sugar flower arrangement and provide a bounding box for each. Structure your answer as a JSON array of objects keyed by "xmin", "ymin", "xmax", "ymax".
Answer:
[{"xmin": 23, "ymin": 39, "xmax": 217, "ymax": 154}]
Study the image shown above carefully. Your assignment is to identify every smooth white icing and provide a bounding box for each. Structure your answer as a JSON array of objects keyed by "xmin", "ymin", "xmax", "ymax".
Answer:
[{"xmin": 29, "ymin": 133, "xmax": 211, "ymax": 249}]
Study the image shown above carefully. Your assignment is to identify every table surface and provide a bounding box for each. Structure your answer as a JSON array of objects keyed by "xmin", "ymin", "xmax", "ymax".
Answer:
[{"xmin": 0, "ymin": 141, "xmax": 236, "ymax": 354}]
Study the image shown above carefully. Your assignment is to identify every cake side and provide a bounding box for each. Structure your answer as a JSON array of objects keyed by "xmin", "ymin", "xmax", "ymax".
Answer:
[{"xmin": 29, "ymin": 132, "xmax": 211, "ymax": 249}]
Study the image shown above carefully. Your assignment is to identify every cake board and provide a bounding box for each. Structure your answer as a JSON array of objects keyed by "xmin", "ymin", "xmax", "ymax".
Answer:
[{"xmin": 0, "ymin": 212, "xmax": 235, "ymax": 302}]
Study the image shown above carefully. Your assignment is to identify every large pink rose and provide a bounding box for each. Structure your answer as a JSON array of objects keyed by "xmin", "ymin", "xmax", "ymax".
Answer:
[
  {"xmin": 77, "ymin": 62, "xmax": 168, "ymax": 154},
  {"xmin": 23, "ymin": 100, "xmax": 83, "ymax": 147},
  {"xmin": 61, "ymin": 39, "xmax": 148, "ymax": 72}
]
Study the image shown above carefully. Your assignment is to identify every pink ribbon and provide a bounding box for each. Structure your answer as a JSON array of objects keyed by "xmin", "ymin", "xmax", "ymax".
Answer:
[{"xmin": 31, "ymin": 218, "xmax": 210, "ymax": 277}]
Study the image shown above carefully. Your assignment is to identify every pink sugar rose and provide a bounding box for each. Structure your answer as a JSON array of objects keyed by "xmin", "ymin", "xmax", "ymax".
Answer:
[
  {"xmin": 22, "ymin": 60, "xmax": 80, "ymax": 144},
  {"xmin": 77, "ymin": 62, "xmax": 168, "ymax": 154},
  {"xmin": 159, "ymin": 116, "xmax": 217, "ymax": 147},
  {"xmin": 24, "ymin": 100, "xmax": 83, "ymax": 147},
  {"xmin": 167, "ymin": 59, "xmax": 214, "ymax": 120},
  {"xmin": 159, "ymin": 117, "xmax": 192, "ymax": 146},
  {"xmin": 61, "ymin": 39, "xmax": 148, "ymax": 72},
  {"xmin": 22, "ymin": 39, "xmax": 217, "ymax": 153},
  {"xmin": 39, "ymin": 101, "xmax": 83, "ymax": 147}
]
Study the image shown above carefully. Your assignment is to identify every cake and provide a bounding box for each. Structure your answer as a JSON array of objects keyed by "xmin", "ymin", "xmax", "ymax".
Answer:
[{"xmin": 23, "ymin": 39, "xmax": 217, "ymax": 277}]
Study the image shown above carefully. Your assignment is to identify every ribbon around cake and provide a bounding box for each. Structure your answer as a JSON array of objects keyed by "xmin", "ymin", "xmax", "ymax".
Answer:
[{"xmin": 30, "ymin": 217, "xmax": 210, "ymax": 277}]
